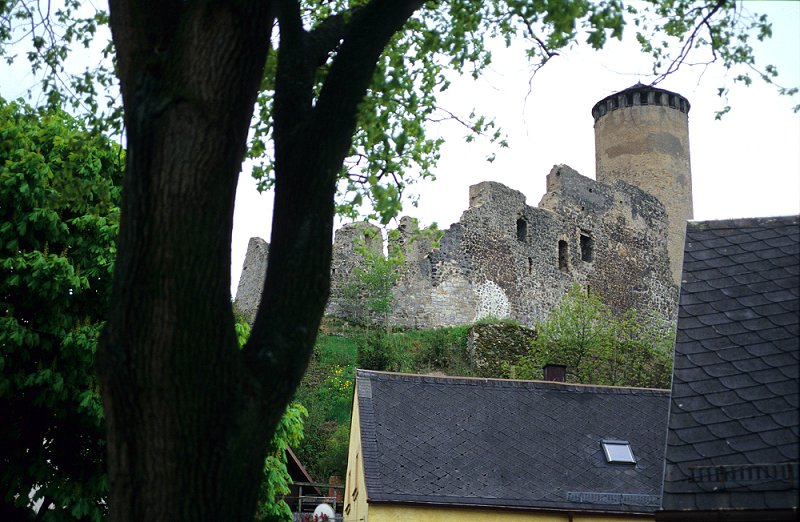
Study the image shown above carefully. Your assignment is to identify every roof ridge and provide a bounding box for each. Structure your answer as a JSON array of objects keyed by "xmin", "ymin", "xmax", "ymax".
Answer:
[
  {"xmin": 355, "ymin": 369, "xmax": 670, "ymax": 395},
  {"xmin": 688, "ymin": 215, "xmax": 799, "ymax": 232}
]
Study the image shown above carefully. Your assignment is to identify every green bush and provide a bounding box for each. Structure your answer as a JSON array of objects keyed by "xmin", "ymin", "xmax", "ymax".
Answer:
[
  {"xmin": 356, "ymin": 330, "xmax": 395, "ymax": 371},
  {"xmin": 508, "ymin": 285, "xmax": 674, "ymax": 388}
]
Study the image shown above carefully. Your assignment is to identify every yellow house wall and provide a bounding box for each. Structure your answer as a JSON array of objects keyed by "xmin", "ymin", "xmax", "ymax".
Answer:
[
  {"xmin": 367, "ymin": 504, "xmax": 654, "ymax": 522},
  {"xmin": 344, "ymin": 392, "xmax": 369, "ymax": 522},
  {"xmin": 344, "ymin": 388, "xmax": 654, "ymax": 522}
]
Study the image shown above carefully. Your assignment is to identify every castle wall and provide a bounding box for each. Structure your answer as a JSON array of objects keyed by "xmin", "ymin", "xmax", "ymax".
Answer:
[
  {"xmin": 234, "ymin": 237, "xmax": 269, "ymax": 323},
  {"xmin": 388, "ymin": 166, "xmax": 677, "ymax": 329},
  {"xmin": 325, "ymin": 221, "xmax": 383, "ymax": 322},
  {"xmin": 235, "ymin": 86, "xmax": 692, "ymax": 330},
  {"xmin": 236, "ymin": 168, "xmax": 679, "ymax": 330}
]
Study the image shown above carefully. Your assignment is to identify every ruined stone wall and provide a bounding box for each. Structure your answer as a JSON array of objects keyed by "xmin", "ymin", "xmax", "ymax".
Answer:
[
  {"xmin": 325, "ymin": 221, "xmax": 383, "ymax": 322},
  {"xmin": 539, "ymin": 165, "xmax": 678, "ymax": 322},
  {"xmin": 233, "ymin": 86, "xmax": 691, "ymax": 330},
  {"xmin": 386, "ymin": 166, "xmax": 677, "ymax": 328},
  {"xmin": 235, "ymin": 166, "xmax": 679, "ymax": 329},
  {"xmin": 234, "ymin": 237, "xmax": 269, "ymax": 323}
]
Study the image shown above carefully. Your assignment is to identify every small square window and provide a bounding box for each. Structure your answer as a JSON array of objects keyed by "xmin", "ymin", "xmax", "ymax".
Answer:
[{"xmin": 602, "ymin": 440, "xmax": 636, "ymax": 464}]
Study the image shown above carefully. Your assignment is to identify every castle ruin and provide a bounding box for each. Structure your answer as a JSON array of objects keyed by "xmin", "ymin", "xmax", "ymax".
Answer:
[{"xmin": 236, "ymin": 84, "xmax": 694, "ymax": 328}]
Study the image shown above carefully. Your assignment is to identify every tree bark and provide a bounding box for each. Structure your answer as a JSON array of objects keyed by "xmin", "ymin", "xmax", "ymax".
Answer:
[
  {"xmin": 99, "ymin": 0, "xmax": 277, "ymax": 519},
  {"xmin": 98, "ymin": 0, "xmax": 425, "ymax": 519}
]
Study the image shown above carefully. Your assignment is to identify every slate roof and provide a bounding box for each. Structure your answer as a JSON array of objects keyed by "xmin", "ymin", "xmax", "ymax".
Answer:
[
  {"xmin": 660, "ymin": 215, "xmax": 799, "ymax": 519},
  {"xmin": 356, "ymin": 369, "xmax": 670, "ymax": 514}
]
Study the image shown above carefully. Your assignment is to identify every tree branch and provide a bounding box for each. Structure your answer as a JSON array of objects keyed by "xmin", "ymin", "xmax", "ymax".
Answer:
[
  {"xmin": 307, "ymin": 8, "xmax": 358, "ymax": 66},
  {"xmin": 247, "ymin": 0, "xmax": 428, "ymax": 408},
  {"xmin": 312, "ymin": 0, "xmax": 427, "ymax": 163},
  {"xmin": 273, "ymin": 0, "xmax": 313, "ymax": 144},
  {"xmin": 651, "ymin": 0, "xmax": 725, "ymax": 85}
]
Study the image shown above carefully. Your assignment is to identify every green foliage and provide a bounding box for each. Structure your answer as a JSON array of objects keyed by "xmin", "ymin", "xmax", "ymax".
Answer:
[
  {"xmin": 293, "ymin": 334, "xmax": 358, "ymax": 481},
  {"xmin": 508, "ymin": 285, "xmax": 674, "ymax": 389},
  {"xmin": 355, "ymin": 329, "xmax": 395, "ymax": 371},
  {"xmin": 342, "ymin": 233, "xmax": 400, "ymax": 328},
  {"xmin": 0, "ymin": 1, "xmax": 120, "ymax": 133},
  {"xmin": 355, "ymin": 324, "xmax": 471, "ymax": 375},
  {"xmin": 235, "ymin": 318, "xmax": 309, "ymax": 522},
  {"xmin": 0, "ymin": 97, "xmax": 123, "ymax": 520},
  {"xmin": 2, "ymin": 1, "xmax": 796, "ymax": 220},
  {"xmin": 256, "ymin": 403, "xmax": 308, "ymax": 522}
]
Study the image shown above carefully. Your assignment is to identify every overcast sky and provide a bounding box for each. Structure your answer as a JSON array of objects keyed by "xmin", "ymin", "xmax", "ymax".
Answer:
[
  {"xmin": 231, "ymin": 1, "xmax": 799, "ymax": 296},
  {"xmin": 0, "ymin": 2, "xmax": 795, "ymax": 298}
]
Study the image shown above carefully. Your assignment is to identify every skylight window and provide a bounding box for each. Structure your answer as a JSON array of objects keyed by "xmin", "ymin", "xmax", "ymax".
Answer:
[{"xmin": 602, "ymin": 440, "xmax": 636, "ymax": 464}]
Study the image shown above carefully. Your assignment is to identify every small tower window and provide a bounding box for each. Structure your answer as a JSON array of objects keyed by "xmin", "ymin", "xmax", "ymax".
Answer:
[
  {"xmin": 516, "ymin": 218, "xmax": 527, "ymax": 242},
  {"xmin": 558, "ymin": 240, "xmax": 568, "ymax": 271},
  {"xmin": 580, "ymin": 233, "xmax": 593, "ymax": 262},
  {"xmin": 528, "ymin": 257, "xmax": 533, "ymax": 274},
  {"xmin": 602, "ymin": 440, "xmax": 636, "ymax": 464}
]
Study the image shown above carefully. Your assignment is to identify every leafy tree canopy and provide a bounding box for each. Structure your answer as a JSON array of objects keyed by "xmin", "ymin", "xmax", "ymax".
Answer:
[
  {"xmin": 0, "ymin": 96, "xmax": 122, "ymax": 521},
  {"xmin": 507, "ymin": 285, "xmax": 675, "ymax": 389},
  {"xmin": 1, "ymin": 1, "xmax": 796, "ymax": 222},
  {"xmin": 0, "ymin": 98, "xmax": 305, "ymax": 521}
]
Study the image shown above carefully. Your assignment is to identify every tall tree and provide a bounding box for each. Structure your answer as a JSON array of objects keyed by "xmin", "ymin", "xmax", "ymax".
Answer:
[
  {"xmin": 0, "ymin": 98, "xmax": 122, "ymax": 521},
  {"xmin": 1, "ymin": 0, "xmax": 794, "ymax": 519}
]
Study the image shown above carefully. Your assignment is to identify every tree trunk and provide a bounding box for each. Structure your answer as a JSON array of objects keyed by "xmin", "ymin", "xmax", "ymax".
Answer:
[
  {"xmin": 98, "ymin": 0, "xmax": 426, "ymax": 519},
  {"xmin": 98, "ymin": 1, "xmax": 279, "ymax": 519}
]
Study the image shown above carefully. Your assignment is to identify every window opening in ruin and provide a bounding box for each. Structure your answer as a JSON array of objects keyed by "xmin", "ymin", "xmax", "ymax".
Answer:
[
  {"xmin": 517, "ymin": 218, "xmax": 527, "ymax": 242},
  {"xmin": 625, "ymin": 93, "xmax": 634, "ymax": 106},
  {"xmin": 528, "ymin": 257, "xmax": 533, "ymax": 274},
  {"xmin": 580, "ymin": 233, "xmax": 593, "ymax": 262},
  {"xmin": 558, "ymin": 240, "xmax": 568, "ymax": 271}
]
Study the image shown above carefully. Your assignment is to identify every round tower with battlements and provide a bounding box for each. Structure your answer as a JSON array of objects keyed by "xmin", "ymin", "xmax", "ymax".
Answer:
[{"xmin": 592, "ymin": 83, "xmax": 693, "ymax": 286}]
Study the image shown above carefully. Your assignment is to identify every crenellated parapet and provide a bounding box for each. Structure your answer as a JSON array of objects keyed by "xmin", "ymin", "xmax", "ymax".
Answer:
[{"xmin": 591, "ymin": 83, "xmax": 690, "ymax": 121}]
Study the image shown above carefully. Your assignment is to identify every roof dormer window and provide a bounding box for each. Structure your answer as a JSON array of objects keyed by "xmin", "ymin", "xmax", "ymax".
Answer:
[{"xmin": 602, "ymin": 440, "xmax": 636, "ymax": 464}]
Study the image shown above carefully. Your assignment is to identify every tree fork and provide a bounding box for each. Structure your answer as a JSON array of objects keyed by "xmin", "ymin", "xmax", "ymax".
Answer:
[{"xmin": 100, "ymin": 0, "xmax": 428, "ymax": 519}]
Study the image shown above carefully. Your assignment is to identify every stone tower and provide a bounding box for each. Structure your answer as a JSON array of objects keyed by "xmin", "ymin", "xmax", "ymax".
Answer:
[{"xmin": 592, "ymin": 83, "xmax": 693, "ymax": 285}]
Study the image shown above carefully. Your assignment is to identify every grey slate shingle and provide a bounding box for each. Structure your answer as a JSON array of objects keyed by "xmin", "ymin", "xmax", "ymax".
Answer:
[
  {"xmin": 357, "ymin": 369, "xmax": 670, "ymax": 514},
  {"xmin": 660, "ymin": 215, "xmax": 800, "ymax": 518}
]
